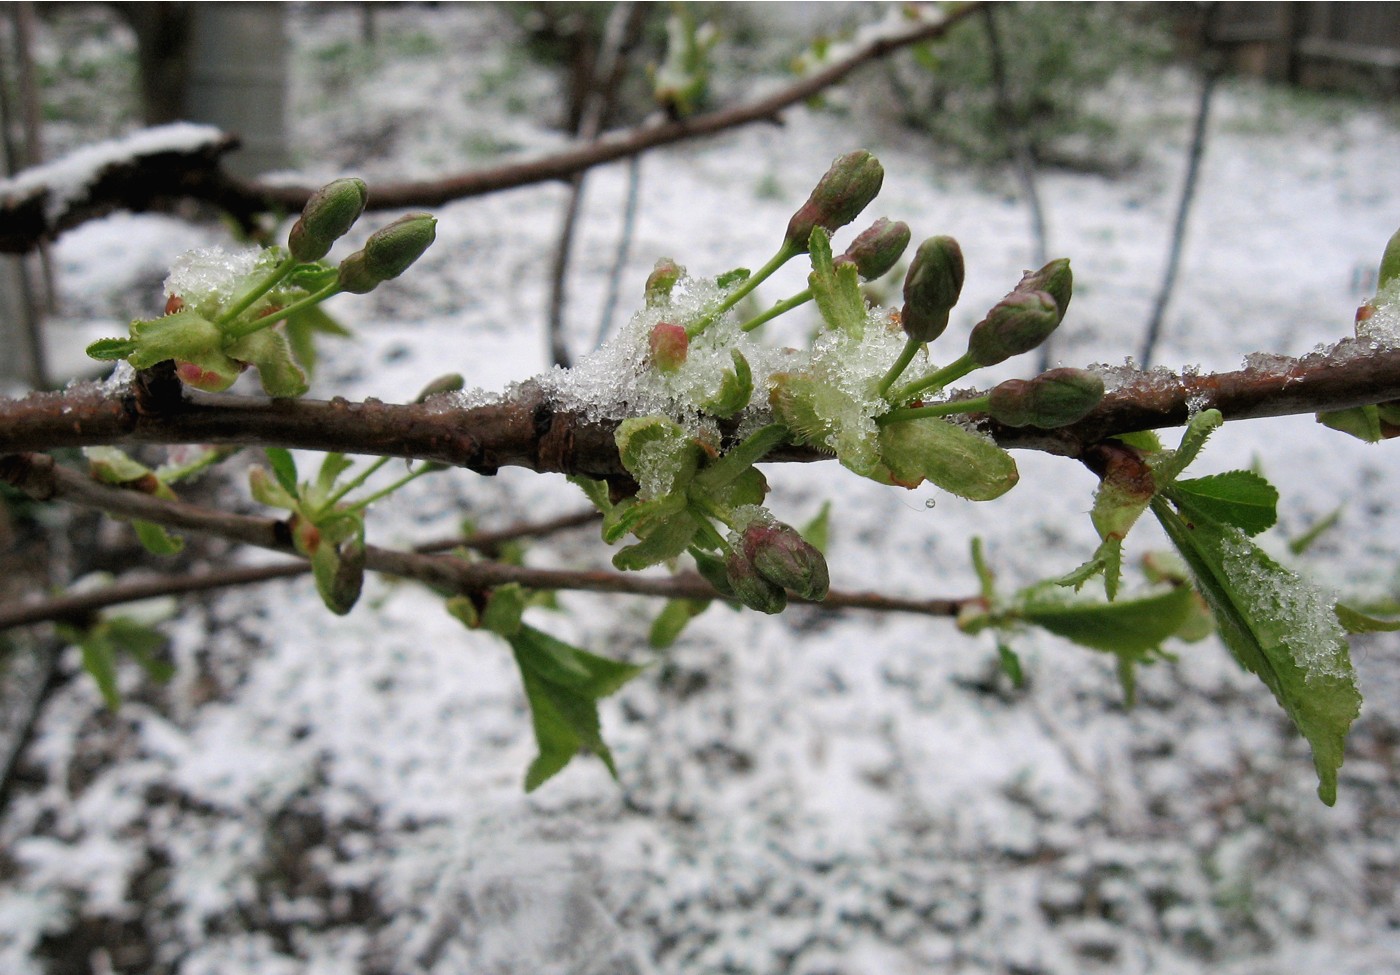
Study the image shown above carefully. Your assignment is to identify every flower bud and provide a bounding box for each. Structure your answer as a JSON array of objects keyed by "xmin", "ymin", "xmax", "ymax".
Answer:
[
  {"xmin": 966, "ymin": 290, "xmax": 1061, "ymax": 367},
  {"xmin": 835, "ymin": 218, "xmax": 910, "ymax": 281},
  {"xmin": 338, "ymin": 213, "xmax": 437, "ymax": 293},
  {"xmin": 900, "ymin": 235, "xmax": 964, "ymax": 343},
  {"xmin": 648, "ymin": 322, "xmax": 689, "ymax": 372},
  {"xmin": 645, "ymin": 258, "xmax": 682, "ymax": 307},
  {"xmin": 289, "ymin": 177, "xmax": 369, "ymax": 262},
  {"xmin": 725, "ymin": 547, "xmax": 788, "ymax": 614},
  {"xmin": 1012, "ymin": 258, "xmax": 1072, "ymax": 321},
  {"xmin": 741, "ymin": 521, "xmax": 830, "ymax": 601},
  {"xmin": 783, "ymin": 150, "xmax": 884, "ymax": 254},
  {"xmin": 987, "ymin": 368, "xmax": 1105, "ymax": 428}
]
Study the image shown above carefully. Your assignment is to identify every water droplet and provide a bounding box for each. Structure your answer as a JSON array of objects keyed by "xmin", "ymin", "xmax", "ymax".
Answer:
[{"xmin": 924, "ymin": 497, "xmax": 937, "ymax": 510}]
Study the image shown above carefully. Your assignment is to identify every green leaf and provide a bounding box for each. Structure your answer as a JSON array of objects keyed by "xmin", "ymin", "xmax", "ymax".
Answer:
[
  {"xmin": 1150, "ymin": 408, "xmax": 1223, "ymax": 486},
  {"xmin": 569, "ymin": 476, "xmax": 613, "ymax": 513},
  {"xmin": 700, "ymin": 349, "xmax": 753, "ymax": 419},
  {"xmin": 876, "ymin": 417, "xmax": 1019, "ymax": 501},
  {"xmin": 615, "ymin": 415, "xmax": 700, "ymax": 498},
  {"xmin": 695, "ymin": 423, "xmax": 786, "ymax": 490},
  {"xmin": 800, "ymin": 501, "xmax": 831, "ymax": 555},
  {"xmin": 1168, "ymin": 470, "xmax": 1279, "ymax": 536},
  {"xmin": 1317, "ymin": 405, "xmax": 1384, "ymax": 443},
  {"xmin": 86, "ymin": 337, "xmax": 138, "ymax": 361},
  {"xmin": 807, "ymin": 227, "xmax": 866, "ymax": 338},
  {"xmin": 612, "ymin": 512, "xmax": 700, "ymax": 570},
  {"xmin": 105, "ymin": 618, "xmax": 174, "ymax": 683},
  {"xmin": 283, "ymin": 304, "xmax": 352, "ymax": 377},
  {"xmin": 507, "ymin": 624, "xmax": 644, "ymax": 791},
  {"xmin": 1335, "ymin": 603, "xmax": 1400, "ymax": 633},
  {"xmin": 134, "ymin": 520, "xmax": 184, "ymax": 555},
  {"xmin": 80, "ymin": 635, "xmax": 121, "ymax": 709},
  {"xmin": 996, "ymin": 642, "xmax": 1025, "ymax": 688},
  {"xmin": 310, "ymin": 522, "xmax": 365, "ymax": 616},
  {"xmin": 226, "ymin": 327, "xmax": 309, "ymax": 398},
  {"xmin": 86, "ymin": 446, "xmax": 155, "ymax": 486},
  {"xmin": 481, "ymin": 583, "xmax": 527, "ymax": 637},
  {"xmin": 707, "ymin": 466, "xmax": 768, "ymax": 510},
  {"xmin": 648, "ymin": 598, "xmax": 710, "ymax": 649},
  {"xmin": 715, "ymin": 267, "xmax": 750, "ymax": 290},
  {"xmin": 249, "ymin": 466, "xmax": 299, "ymax": 511},
  {"xmin": 1152, "ymin": 498, "xmax": 1361, "ymax": 805},
  {"xmin": 1289, "ymin": 506, "xmax": 1343, "ymax": 556},
  {"xmin": 265, "ymin": 447, "xmax": 300, "ymax": 496},
  {"xmin": 314, "ymin": 452, "xmax": 354, "ymax": 499},
  {"xmin": 1019, "ymin": 584, "xmax": 1197, "ymax": 655}
]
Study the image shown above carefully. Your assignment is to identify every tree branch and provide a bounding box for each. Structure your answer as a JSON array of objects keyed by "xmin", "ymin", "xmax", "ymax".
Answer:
[
  {"xmin": 0, "ymin": 3, "xmax": 985, "ymax": 252},
  {"xmin": 0, "ymin": 454, "xmax": 969, "ymax": 630},
  {"xmin": 2, "ymin": 343, "xmax": 1398, "ymax": 477}
]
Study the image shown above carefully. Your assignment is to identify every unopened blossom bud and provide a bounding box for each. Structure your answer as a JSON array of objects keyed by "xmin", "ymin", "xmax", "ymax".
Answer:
[
  {"xmin": 987, "ymin": 368, "xmax": 1105, "ymax": 428},
  {"xmin": 645, "ymin": 258, "xmax": 683, "ymax": 307},
  {"xmin": 835, "ymin": 218, "xmax": 911, "ymax": 281},
  {"xmin": 725, "ymin": 547, "xmax": 788, "ymax": 614},
  {"xmin": 900, "ymin": 235, "xmax": 964, "ymax": 343},
  {"xmin": 1379, "ymin": 226, "xmax": 1400, "ymax": 291},
  {"xmin": 648, "ymin": 322, "xmax": 689, "ymax": 372},
  {"xmin": 289, "ymin": 177, "xmax": 369, "ymax": 262},
  {"xmin": 966, "ymin": 290, "xmax": 1061, "ymax": 367},
  {"xmin": 741, "ymin": 521, "xmax": 830, "ymax": 601},
  {"xmin": 783, "ymin": 150, "xmax": 884, "ymax": 254},
  {"xmin": 338, "ymin": 213, "xmax": 437, "ymax": 293},
  {"xmin": 1012, "ymin": 258, "xmax": 1073, "ymax": 321}
]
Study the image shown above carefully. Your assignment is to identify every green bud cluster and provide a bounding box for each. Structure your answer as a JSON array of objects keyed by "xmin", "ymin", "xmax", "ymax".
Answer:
[
  {"xmin": 783, "ymin": 150, "xmax": 884, "ymax": 255},
  {"xmin": 339, "ymin": 213, "xmax": 438, "ymax": 294},
  {"xmin": 289, "ymin": 178, "xmax": 368, "ymax": 262},
  {"xmin": 900, "ymin": 235, "xmax": 965, "ymax": 343},
  {"xmin": 987, "ymin": 368, "xmax": 1105, "ymax": 428},
  {"xmin": 835, "ymin": 218, "xmax": 911, "ymax": 281},
  {"xmin": 724, "ymin": 520, "xmax": 830, "ymax": 613}
]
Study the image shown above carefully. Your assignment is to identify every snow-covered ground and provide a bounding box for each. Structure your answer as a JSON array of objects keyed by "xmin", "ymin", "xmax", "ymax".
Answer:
[{"xmin": 5, "ymin": 5, "xmax": 1400, "ymax": 974}]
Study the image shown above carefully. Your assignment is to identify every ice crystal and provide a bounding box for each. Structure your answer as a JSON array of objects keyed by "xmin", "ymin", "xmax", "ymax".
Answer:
[
  {"xmin": 1218, "ymin": 531, "xmax": 1348, "ymax": 683},
  {"xmin": 1357, "ymin": 280, "xmax": 1400, "ymax": 347},
  {"xmin": 164, "ymin": 246, "xmax": 270, "ymax": 319}
]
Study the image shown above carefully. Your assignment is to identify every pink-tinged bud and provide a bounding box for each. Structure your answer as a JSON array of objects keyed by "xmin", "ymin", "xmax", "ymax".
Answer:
[
  {"xmin": 165, "ymin": 294, "xmax": 185, "ymax": 315},
  {"xmin": 291, "ymin": 515, "xmax": 321, "ymax": 556},
  {"xmin": 289, "ymin": 177, "xmax": 369, "ymax": 262},
  {"xmin": 987, "ymin": 368, "xmax": 1105, "ymax": 428},
  {"xmin": 835, "ymin": 218, "xmax": 911, "ymax": 281},
  {"xmin": 647, "ymin": 322, "xmax": 689, "ymax": 372},
  {"xmin": 1012, "ymin": 258, "xmax": 1072, "ymax": 321},
  {"xmin": 725, "ymin": 547, "xmax": 788, "ymax": 614},
  {"xmin": 741, "ymin": 521, "xmax": 830, "ymax": 601},
  {"xmin": 645, "ymin": 258, "xmax": 683, "ymax": 307},
  {"xmin": 783, "ymin": 150, "xmax": 884, "ymax": 254},
  {"xmin": 901, "ymin": 235, "xmax": 964, "ymax": 343},
  {"xmin": 966, "ymin": 290, "xmax": 1061, "ymax": 366}
]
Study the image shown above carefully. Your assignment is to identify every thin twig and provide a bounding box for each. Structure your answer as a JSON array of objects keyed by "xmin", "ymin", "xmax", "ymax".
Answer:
[
  {"xmin": 0, "ymin": 509, "xmax": 600, "ymax": 631},
  {"xmin": 596, "ymin": 151, "xmax": 644, "ymax": 348},
  {"xmin": 545, "ymin": 2, "xmax": 643, "ymax": 369},
  {"xmin": 0, "ymin": 456, "xmax": 969, "ymax": 628},
  {"xmin": 0, "ymin": 3, "xmax": 986, "ymax": 253},
  {"xmin": 1140, "ymin": 3, "xmax": 1222, "ymax": 368},
  {"xmin": 980, "ymin": 5, "xmax": 1051, "ymax": 369}
]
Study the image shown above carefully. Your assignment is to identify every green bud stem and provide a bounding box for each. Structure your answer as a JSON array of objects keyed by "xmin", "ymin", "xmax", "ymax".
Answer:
[
  {"xmin": 687, "ymin": 490, "xmax": 738, "ymax": 531},
  {"xmin": 876, "ymin": 394, "xmax": 990, "ymax": 427},
  {"xmin": 876, "ymin": 335, "xmax": 925, "ymax": 398},
  {"xmin": 321, "ymin": 455, "xmax": 393, "ymax": 513},
  {"xmin": 889, "ymin": 351, "xmax": 979, "ymax": 406},
  {"xmin": 688, "ymin": 241, "xmax": 801, "ymax": 338},
  {"xmin": 221, "ymin": 280, "xmax": 342, "ymax": 340},
  {"xmin": 691, "ymin": 517, "xmax": 729, "ymax": 553},
  {"xmin": 215, "ymin": 256, "xmax": 297, "ymax": 330},
  {"xmin": 343, "ymin": 462, "xmax": 437, "ymax": 514},
  {"xmin": 739, "ymin": 288, "xmax": 813, "ymax": 333}
]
